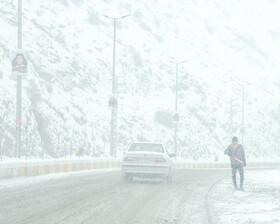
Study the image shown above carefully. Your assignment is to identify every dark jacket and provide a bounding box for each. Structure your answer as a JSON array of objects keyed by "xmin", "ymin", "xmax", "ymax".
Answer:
[{"xmin": 224, "ymin": 144, "xmax": 246, "ymax": 167}]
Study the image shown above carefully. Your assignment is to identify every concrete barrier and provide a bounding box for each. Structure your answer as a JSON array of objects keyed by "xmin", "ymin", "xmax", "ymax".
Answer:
[
  {"xmin": 0, "ymin": 158, "xmax": 121, "ymax": 179},
  {"xmin": 1, "ymin": 159, "xmax": 279, "ymax": 179},
  {"xmin": 172, "ymin": 161, "xmax": 280, "ymax": 169}
]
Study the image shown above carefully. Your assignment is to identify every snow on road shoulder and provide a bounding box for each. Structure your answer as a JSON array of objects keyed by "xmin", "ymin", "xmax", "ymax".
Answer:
[
  {"xmin": 209, "ymin": 169, "xmax": 280, "ymax": 224},
  {"xmin": 0, "ymin": 168, "xmax": 119, "ymax": 190}
]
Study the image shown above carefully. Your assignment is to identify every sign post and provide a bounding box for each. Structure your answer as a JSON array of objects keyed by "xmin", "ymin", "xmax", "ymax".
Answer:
[
  {"xmin": 109, "ymin": 95, "xmax": 118, "ymax": 157},
  {"xmin": 173, "ymin": 113, "xmax": 179, "ymax": 159},
  {"xmin": 0, "ymin": 139, "xmax": 3, "ymax": 162},
  {"xmin": 12, "ymin": 49, "xmax": 28, "ymax": 159},
  {"xmin": 108, "ymin": 96, "xmax": 118, "ymax": 109},
  {"xmin": 173, "ymin": 113, "xmax": 179, "ymax": 122},
  {"xmin": 15, "ymin": 0, "xmax": 23, "ymax": 158}
]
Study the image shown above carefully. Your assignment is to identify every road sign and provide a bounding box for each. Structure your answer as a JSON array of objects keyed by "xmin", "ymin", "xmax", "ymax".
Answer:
[
  {"xmin": 173, "ymin": 113, "xmax": 179, "ymax": 122},
  {"xmin": 109, "ymin": 96, "xmax": 118, "ymax": 109},
  {"xmin": 75, "ymin": 147, "xmax": 85, "ymax": 157},
  {"xmin": 16, "ymin": 117, "xmax": 22, "ymax": 126},
  {"xmin": 11, "ymin": 50, "xmax": 28, "ymax": 76}
]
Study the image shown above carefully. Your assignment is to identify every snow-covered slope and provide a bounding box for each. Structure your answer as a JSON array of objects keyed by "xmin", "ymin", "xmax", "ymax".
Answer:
[{"xmin": 1, "ymin": 0, "xmax": 280, "ymax": 159}]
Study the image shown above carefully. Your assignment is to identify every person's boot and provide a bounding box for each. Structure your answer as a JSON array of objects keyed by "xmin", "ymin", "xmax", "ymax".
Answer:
[
  {"xmin": 234, "ymin": 185, "xmax": 238, "ymax": 190},
  {"xmin": 239, "ymin": 186, "xmax": 244, "ymax": 191}
]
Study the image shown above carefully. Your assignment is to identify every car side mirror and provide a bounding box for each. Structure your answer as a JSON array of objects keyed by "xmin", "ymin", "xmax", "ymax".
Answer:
[{"xmin": 169, "ymin": 153, "xmax": 176, "ymax": 158}]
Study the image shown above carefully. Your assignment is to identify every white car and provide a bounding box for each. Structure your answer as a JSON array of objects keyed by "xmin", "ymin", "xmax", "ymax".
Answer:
[{"xmin": 121, "ymin": 142, "xmax": 175, "ymax": 183}]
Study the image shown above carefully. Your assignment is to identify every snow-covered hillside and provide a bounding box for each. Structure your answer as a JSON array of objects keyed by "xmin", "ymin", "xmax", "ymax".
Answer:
[{"xmin": 1, "ymin": 0, "xmax": 280, "ymax": 159}]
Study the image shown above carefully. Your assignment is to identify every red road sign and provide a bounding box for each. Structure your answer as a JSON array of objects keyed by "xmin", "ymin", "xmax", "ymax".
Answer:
[
  {"xmin": 16, "ymin": 117, "xmax": 22, "ymax": 125},
  {"xmin": 109, "ymin": 96, "xmax": 118, "ymax": 108},
  {"xmin": 173, "ymin": 113, "xmax": 179, "ymax": 122}
]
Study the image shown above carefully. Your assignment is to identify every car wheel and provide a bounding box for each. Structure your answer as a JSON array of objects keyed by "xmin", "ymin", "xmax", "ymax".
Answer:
[
  {"xmin": 163, "ymin": 175, "xmax": 172, "ymax": 184},
  {"xmin": 162, "ymin": 175, "xmax": 170, "ymax": 184},
  {"xmin": 167, "ymin": 175, "xmax": 172, "ymax": 183},
  {"xmin": 123, "ymin": 173, "xmax": 133, "ymax": 184}
]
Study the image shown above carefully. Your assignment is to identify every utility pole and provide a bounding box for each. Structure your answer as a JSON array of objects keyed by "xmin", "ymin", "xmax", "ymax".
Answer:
[
  {"xmin": 171, "ymin": 60, "xmax": 188, "ymax": 158},
  {"xmin": 25, "ymin": 115, "xmax": 29, "ymax": 160},
  {"xmin": 70, "ymin": 125, "xmax": 74, "ymax": 158},
  {"xmin": 239, "ymin": 83, "xmax": 251, "ymax": 146},
  {"xmin": 230, "ymin": 99, "xmax": 236, "ymax": 136},
  {"xmin": 0, "ymin": 139, "xmax": 3, "ymax": 162},
  {"xmin": 242, "ymin": 85, "xmax": 245, "ymax": 145},
  {"xmin": 16, "ymin": 0, "xmax": 23, "ymax": 158},
  {"xmin": 230, "ymin": 99, "xmax": 233, "ymax": 129},
  {"xmin": 101, "ymin": 14, "xmax": 130, "ymax": 157}
]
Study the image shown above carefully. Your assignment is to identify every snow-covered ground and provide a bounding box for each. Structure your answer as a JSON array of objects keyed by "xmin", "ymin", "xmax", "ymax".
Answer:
[
  {"xmin": 1, "ymin": 0, "xmax": 280, "ymax": 160},
  {"xmin": 0, "ymin": 168, "xmax": 117, "ymax": 190},
  {"xmin": 0, "ymin": 169, "xmax": 225, "ymax": 224},
  {"xmin": 0, "ymin": 167, "xmax": 278, "ymax": 223},
  {"xmin": 210, "ymin": 169, "xmax": 280, "ymax": 224}
]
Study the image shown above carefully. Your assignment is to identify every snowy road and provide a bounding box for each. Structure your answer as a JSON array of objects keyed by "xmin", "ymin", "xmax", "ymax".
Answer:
[
  {"xmin": 0, "ymin": 169, "xmax": 227, "ymax": 224},
  {"xmin": 0, "ymin": 169, "xmax": 279, "ymax": 224}
]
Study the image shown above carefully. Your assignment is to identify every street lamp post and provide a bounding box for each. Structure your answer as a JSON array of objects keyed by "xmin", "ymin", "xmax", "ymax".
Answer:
[
  {"xmin": 230, "ymin": 99, "xmax": 233, "ymax": 130},
  {"xmin": 242, "ymin": 85, "xmax": 245, "ymax": 145},
  {"xmin": 16, "ymin": 0, "xmax": 23, "ymax": 158},
  {"xmin": 239, "ymin": 83, "xmax": 251, "ymax": 146},
  {"xmin": 171, "ymin": 60, "xmax": 188, "ymax": 158},
  {"xmin": 230, "ymin": 99, "xmax": 237, "ymax": 136},
  {"xmin": 101, "ymin": 14, "xmax": 130, "ymax": 157}
]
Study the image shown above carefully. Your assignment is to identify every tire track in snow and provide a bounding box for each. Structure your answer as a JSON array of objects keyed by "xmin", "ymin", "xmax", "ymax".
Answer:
[
  {"xmin": 204, "ymin": 174, "xmax": 227, "ymax": 224},
  {"xmin": 0, "ymin": 169, "xmax": 228, "ymax": 224}
]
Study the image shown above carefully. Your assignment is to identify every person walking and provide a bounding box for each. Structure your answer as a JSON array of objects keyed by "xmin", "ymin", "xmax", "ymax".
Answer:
[{"xmin": 224, "ymin": 136, "xmax": 246, "ymax": 191}]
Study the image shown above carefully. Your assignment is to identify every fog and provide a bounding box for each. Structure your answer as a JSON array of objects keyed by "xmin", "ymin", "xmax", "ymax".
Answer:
[{"xmin": 0, "ymin": 0, "xmax": 280, "ymax": 223}]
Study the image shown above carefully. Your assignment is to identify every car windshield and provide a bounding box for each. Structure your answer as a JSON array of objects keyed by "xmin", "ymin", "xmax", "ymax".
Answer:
[{"xmin": 129, "ymin": 144, "xmax": 164, "ymax": 153}]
